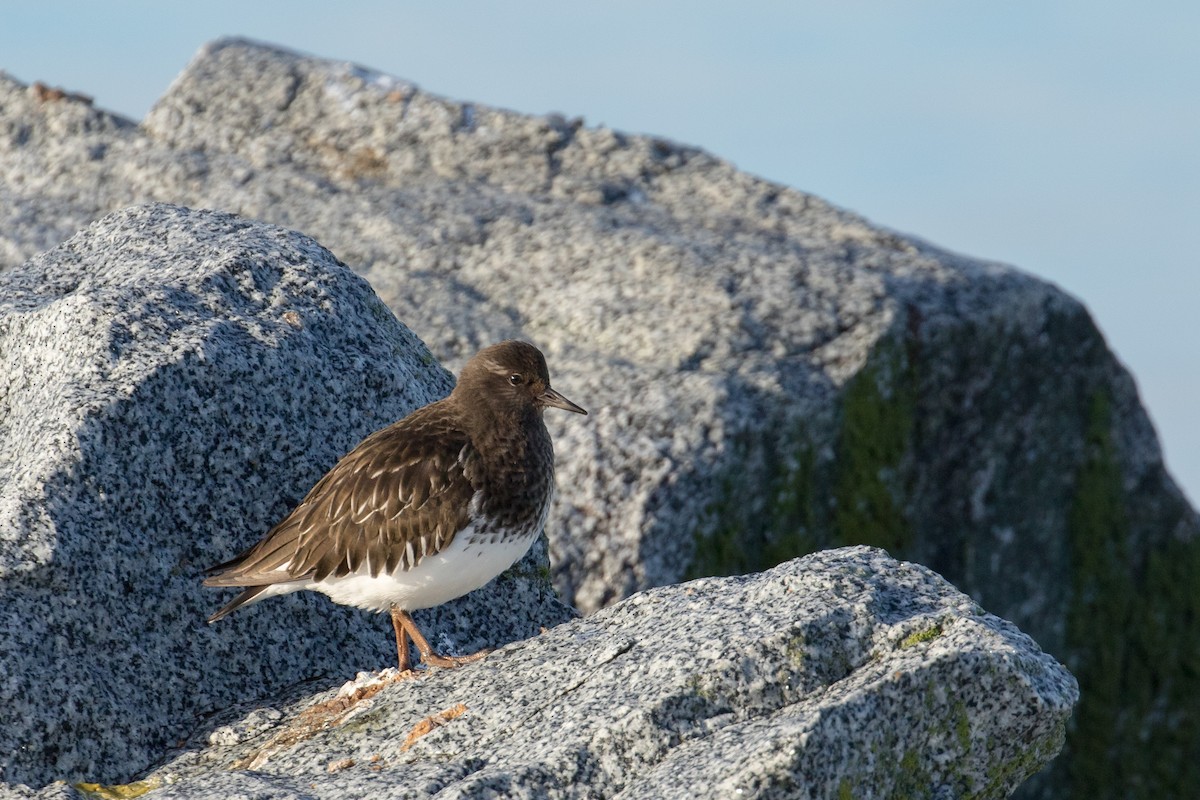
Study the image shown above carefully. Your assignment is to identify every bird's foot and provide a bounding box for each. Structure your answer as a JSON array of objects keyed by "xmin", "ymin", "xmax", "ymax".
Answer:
[
  {"xmin": 419, "ymin": 648, "xmax": 491, "ymax": 670},
  {"xmin": 391, "ymin": 606, "xmax": 492, "ymax": 672}
]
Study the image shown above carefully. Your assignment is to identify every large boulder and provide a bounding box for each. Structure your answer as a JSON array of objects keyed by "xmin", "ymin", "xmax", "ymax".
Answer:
[
  {"xmin": 1, "ymin": 39, "xmax": 1196, "ymax": 797},
  {"xmin": 4, "ymin": 548, "xmax": 1081, "ymax": 799},
  {"xmin": 0, "ymin": 204, "xmax": 571, "ymax": 786}
]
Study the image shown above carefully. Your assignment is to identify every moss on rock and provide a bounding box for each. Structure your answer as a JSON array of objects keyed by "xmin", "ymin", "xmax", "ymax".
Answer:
[
  {"xmin": 899, "ymin": 623, "xmax": 943, "ymax": 650},
  {"xmin": 688, "ymin": 332, "xmax": 920, "ymax": 581},
  {"xmin": 1064, "ymin": 390, "xmax": 1200, "ymax": 798},
  {"xmin": 832, "ymin": 336, "xmax": 916, "ymax": 553},
  {"xmin": 688, "ymin": 421, "xmax": 819, "ymax": 580}
]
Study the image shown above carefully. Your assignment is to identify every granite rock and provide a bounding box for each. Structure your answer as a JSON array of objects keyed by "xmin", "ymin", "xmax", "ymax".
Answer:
[
  {"xmin": 2, "ymin": 39, "xmax": 1197, "ymax": 797},
  {"xmin": 5, "ymin": 547, "xmax": 1079, "ymax": 799},
  {"xmin": 0, "ymin": 204, "xmax": 573, "ymax": 787}
]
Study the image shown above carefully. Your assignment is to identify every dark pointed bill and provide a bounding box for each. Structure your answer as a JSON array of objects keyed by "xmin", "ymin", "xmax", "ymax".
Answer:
[{"xmin": 540, "ymin": 386, "xmax": 587, "ymax": 414}]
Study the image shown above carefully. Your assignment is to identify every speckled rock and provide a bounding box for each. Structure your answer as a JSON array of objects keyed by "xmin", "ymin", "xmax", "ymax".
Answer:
[
  {"xmin": 1, "ymin": 39, "xmax": 1197, "ymax": 798},
  {"xmin": 0, "ymin": 204, "xmax": 573, "ymax": 787},
  {"xmin": 4, "ymin": 547, "xmax": 1075, "ymax": 799}
]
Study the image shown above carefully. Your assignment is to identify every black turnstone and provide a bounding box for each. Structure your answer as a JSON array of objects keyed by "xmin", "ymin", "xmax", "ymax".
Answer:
[{"xmin": 203, "ymin": 340, "xmax": 586, "ymax": 672}]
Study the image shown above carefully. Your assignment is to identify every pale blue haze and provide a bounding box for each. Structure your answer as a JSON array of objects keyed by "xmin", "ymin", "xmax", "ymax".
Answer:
[{"xmin": 3, "ymin": 1, "xmax": 1197, "ymax": 502}]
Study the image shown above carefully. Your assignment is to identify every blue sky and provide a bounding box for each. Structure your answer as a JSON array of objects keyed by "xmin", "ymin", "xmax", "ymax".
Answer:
[{"xmin": 4, "ymin": 2, "xmax": 1198, "ymax": 504}]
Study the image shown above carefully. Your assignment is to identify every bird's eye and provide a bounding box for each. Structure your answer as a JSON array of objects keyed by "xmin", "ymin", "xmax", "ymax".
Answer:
[{"xmin": 508, "ymin": 373, "xmax": 524, "ymax": 386}]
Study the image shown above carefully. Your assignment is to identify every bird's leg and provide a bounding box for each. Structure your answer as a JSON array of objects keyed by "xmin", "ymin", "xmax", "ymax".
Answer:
[
  {"xmin": 392, "ymin": 608, "xmax": 491, "ymax": 669},
  {"xmin": 390, "ymin": 605, "xmax": 413, "ymax": 673}
]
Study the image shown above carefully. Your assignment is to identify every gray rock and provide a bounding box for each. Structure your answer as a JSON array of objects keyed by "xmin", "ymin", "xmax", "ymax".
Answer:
[
  {"xmin": 0, "ymin": 204, "xmax": 572, "ymax": 787},
  {"xmin": 2, "ymin": 39, "xmax": 1197, "ymax": 797},
  {"xmin": 0, "ymin": 782, "xmax": 79, "ymax": 800},
  {"xmin": 104, "ymin": 547, "xmax": 1075, "ymax": 799}
]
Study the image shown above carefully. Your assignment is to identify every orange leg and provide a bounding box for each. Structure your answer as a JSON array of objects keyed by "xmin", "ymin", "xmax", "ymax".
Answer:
[
  {"xmin": 389, "ymin": 606, "xmax": 490, "ymax": 670},
  {"xmin": 390, "ymin": 607, "xmax": 413, "ymax": 672}
]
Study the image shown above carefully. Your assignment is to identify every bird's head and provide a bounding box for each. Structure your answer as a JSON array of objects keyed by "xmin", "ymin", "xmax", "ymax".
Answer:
[{"xmin": 455, "ymin": 340, "xmax": 587, "ymax": 418}]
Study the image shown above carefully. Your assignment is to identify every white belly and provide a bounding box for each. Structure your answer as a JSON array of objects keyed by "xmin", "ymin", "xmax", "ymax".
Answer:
[{"xmin": 255, "ymin": 527, "xmax": 539, "ymax": 613}]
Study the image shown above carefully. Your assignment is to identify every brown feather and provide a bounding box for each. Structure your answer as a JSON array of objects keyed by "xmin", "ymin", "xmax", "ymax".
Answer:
[
  {"xmin": 202, "ymin": 401, "xmax": 478, "ymax": 588},
  {"xmin": 203, "ymin": 340, "xmax": 586, "ymax": 635}
]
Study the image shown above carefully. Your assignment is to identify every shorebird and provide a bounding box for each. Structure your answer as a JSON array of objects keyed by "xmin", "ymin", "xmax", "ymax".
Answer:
[{"xmin": 203, "ymin": 340, "xmax": 585, "ymax": 672}]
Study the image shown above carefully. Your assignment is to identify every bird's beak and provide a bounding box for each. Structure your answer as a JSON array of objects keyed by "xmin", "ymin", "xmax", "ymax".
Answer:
[{"xmin": 540, "ymin": 386, "xmax": 587, "ymax": 415}]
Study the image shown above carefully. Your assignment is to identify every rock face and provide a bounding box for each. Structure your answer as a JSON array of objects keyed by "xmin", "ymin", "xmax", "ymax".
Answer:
[
  {"xmin": 0, "ymin": 204, "xmax": 572, "ymax": 787},
  {"xmin": 11, "ymin": 548, "xmax": 1082, "ymax": 799},
  {"xmin": 2, "ymin": 39, "xmax": 1197, "ymax": 797}
]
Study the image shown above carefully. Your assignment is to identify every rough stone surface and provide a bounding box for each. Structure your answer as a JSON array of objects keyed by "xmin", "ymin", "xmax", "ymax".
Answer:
[
  {"xmin": 0, "ymin": 204, "xmax": 573, "ymax": 787},
  {"xmin": 2, "ymin": 39, "xmax": 1197, "ymax": 797},
  {"xmin": 4, "ymin": 547, "xmax": 1081, "ymax": 800}
]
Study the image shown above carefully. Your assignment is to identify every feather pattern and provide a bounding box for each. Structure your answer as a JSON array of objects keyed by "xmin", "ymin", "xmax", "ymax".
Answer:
[
  {"xmin": 203, "ymin": 339, "xmax": 584, "ymax": 628},
  {"xmin": 204, "ymin": 401, "xmax": 480, "ymax": 586}
]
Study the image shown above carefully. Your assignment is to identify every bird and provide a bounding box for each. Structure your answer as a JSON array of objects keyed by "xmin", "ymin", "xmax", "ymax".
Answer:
[{"xmin": 203, "ymin": 340, "xmax": 586, "ymax": 673}]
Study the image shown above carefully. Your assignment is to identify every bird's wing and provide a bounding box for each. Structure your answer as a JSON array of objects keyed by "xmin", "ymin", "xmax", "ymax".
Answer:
[{"xmin": 203, "ymin": 406, "xmax": 482, "ymax": 586}]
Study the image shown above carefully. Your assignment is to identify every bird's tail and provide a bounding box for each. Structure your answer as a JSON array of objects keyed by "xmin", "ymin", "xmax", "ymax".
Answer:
[{"xmin": 206, "ymin": 585, "xmax": 272, "ymax": 624}]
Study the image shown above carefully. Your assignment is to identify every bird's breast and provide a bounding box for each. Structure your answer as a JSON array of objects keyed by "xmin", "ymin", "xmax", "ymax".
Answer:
[{"xmin": 305, "ymin": 518, "xmax": 541, "ymax": 612}]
